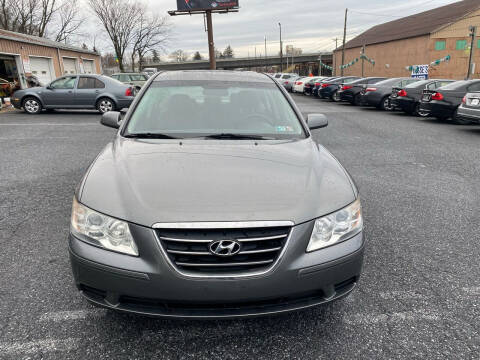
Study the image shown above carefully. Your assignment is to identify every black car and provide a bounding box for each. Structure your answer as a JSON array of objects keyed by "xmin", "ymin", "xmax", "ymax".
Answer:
[
  {"xmin": 319, "ymin": 76, "xmax": 360, "ymax": 101},
  {"xmin": 312, "ymin": 77, "xmax": 338, "ymax": 97},
  {"xmin": 419, "ymin": 80, "xmax": 480, "ymax": 123},
  {"xmin": 339, "ymin": 77, "xmax": 387, "ymax": 105},
  {"xmin": 304, "ymin": 77, "xmax": 326, "ymax": 96},
  {"xmin": 361, "ymin": 77, "xmax": 421, "ymax": 110},
  {"xmin": 390, "ymin": 79, "xmax": 454, "ymax": 117}
]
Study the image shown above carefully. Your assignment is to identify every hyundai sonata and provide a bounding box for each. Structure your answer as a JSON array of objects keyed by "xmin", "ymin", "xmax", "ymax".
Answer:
[{"xmin": 69, "ymin": 70, "xmax": 364, "ymax": 318}]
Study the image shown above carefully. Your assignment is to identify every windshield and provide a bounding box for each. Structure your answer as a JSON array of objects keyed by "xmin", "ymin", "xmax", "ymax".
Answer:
[
  {"xmin": 125, "ymin": 80, "xmax": 306, "ymax": 139},
  {"xmin": 130, "ymin": 74, "xmax": 147, "ymax": 81}
]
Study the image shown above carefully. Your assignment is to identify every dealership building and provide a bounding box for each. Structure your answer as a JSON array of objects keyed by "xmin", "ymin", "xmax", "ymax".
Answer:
[
  {"xmin": 334, "ymin": 0, "xmax": 480, "ymax": 79},
  {"xmin": 0, "ymin": 29, "xmax": 101, "ymax": 93}
]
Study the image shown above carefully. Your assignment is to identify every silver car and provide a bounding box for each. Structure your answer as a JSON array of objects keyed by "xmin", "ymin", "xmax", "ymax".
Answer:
[
  {"xmin": 457, "ymin": 92, "xmax": 480, "ymax": 124},
  {"xmin": 69, "ymin": 71, "xmax": 364, "ymax": 318},
  {"xmin": 11, "ymin": 75, "xmax": 135, "ymax": 114}
]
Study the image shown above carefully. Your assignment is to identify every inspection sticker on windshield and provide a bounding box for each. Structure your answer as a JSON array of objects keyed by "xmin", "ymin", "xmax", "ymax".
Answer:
[{"xmin": 276, "ymin": 126, "xmax": 294, "ymax": 132}]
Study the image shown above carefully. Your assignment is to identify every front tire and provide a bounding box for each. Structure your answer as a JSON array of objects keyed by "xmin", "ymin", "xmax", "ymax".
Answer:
[
  {"xmin": 414, "ymin": 103, "xmax": 429, "ymax": 117},
  {"xmin": 353, "ymin": 93, "xmax": 362, "ymax": 106},
  {"xmin": 23, "ymin": 97, "xmax": 42, "ymax": 114},
  {"xmin": 97, "ymin": 98, "xmax": 115, "ymax": 114},
  {"xmin": 331, "ymin": 90, "xmax": 341, "ymax": 102},
  {"xmin": 378, "ymin": 96, "xmax": 393, "ymax": 111}
]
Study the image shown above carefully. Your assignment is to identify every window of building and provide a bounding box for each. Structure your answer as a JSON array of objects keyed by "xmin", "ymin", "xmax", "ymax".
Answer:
[
  {"xmin": 477, "ymin": 39, "xmax": 480, "ymax": 48},
  {"xmin": 435, "ymin": 41, "xmax": 446, "ymax": 51},
  {"xmin": 456, "ymin": 40, "xmax": 467, "ymax": 50}
]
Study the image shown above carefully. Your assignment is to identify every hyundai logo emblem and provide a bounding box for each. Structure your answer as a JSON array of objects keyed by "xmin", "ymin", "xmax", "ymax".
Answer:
[{"xmin": 209, "ymin": 240, "xmax": 241, "ymax": 257}]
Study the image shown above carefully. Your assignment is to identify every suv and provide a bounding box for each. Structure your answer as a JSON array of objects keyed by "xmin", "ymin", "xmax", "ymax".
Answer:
[
  {"xmin": 69, "ymin": 71, "xmax": 365, "ymax": 319},
  {"xmin": 111, "ymin": 73, "xmax": 148, "ymax": 92}
]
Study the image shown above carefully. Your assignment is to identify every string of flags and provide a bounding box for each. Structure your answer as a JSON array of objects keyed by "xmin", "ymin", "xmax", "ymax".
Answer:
[
  {"xmin": 320, "ymin": 61, "xmax": 333, "ymax": 71},
  {"xmin": 340, "ymin": 58, "xmax": 359, "ymax": 69},
  {"xmin": 360, "ymin": 54, "xmax": 375, "ymax": 65},
  {"xmin": 405, "ymin": 55, "xmax": 451, "ymax": 71}
]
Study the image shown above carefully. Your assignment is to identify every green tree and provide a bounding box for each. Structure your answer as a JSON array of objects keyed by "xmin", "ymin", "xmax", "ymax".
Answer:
[
  {"xmin": 152, "ymin": 49, "xmax": 160, "ymax": 62},
  {"xmin": 193, "ymin": 51, "xmax": 203, "ymax": 60},
  {"xmin": 223, "ymin": 45, "xmax": 234, "ymax": 58}
]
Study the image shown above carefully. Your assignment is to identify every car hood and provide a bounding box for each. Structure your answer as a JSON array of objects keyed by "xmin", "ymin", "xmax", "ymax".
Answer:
[{"xmin": 79, "ymin": 137, "xmax": 356, "ymax": 227}]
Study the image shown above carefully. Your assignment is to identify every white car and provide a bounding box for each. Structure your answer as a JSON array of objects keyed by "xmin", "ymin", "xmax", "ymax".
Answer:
[{"xmin": 293, "ymin": 77, "xmax": 310, "ymax": 93}]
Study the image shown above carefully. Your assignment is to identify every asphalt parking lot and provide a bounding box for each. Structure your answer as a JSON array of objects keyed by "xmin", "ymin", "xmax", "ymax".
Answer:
[{"xmin": 1, "ymin": 95, "xmax": 479, "ymax": 359}]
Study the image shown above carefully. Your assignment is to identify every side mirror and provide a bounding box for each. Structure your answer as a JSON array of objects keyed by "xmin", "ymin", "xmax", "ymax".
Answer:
[
  {"xmin": 120, "ymin": 108, "xmax": 129, "ymax": 115},
  {"xmin": 46, "ymin": 85, "xmax": 53, "ymax": 90},
  {"xmin": 307, "ymin": 114, "xmax": 328, "ymax": 130},
  {"xmin": 100, "ymin": 111, "xmax": 121, "ymax": 129}
]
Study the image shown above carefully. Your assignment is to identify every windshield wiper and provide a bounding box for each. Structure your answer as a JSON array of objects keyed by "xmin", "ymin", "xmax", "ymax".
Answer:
[
  {"xmin": 202, "ymin": 133, "xmax": 277, "ymax": 140},
  {"xmin": 124, "ymin": 133, "xmax": 179, "ymax": 139}
]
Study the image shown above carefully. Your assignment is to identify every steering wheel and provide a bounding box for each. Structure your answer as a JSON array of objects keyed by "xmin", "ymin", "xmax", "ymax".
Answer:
[{"xmin": 241, "ymin": 113, "xmax": 273, "ymax": 131}]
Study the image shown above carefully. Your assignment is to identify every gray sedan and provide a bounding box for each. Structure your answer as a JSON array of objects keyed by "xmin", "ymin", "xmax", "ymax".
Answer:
[
  {"xmin": 457, "ymin": 92, "xmax": 480, "ymax": 124},
  {"xmin": 11, "ymin": 75, "xmax": 135, "ymax": 114},
  {"xmin": 69, "ymin": 70, "xmax": 364, "ymax": 319}
]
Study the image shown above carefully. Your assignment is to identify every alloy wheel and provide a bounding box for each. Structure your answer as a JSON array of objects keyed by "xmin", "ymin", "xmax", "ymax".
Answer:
[
  {"xmin": 24, "ymin": 99, "xmax": 40, "ymax": 114},
  {"xmin": 99, "ymin": 99, "xmax": 113, "ymax": 114}
]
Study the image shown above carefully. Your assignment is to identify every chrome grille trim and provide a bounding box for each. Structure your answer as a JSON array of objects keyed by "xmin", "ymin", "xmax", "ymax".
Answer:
[
  {"xmin": 176, "ymin": 260, "xmax": 274, "ymax": 267},
  {"xmin": 153, "ymin": 221, "xmax": 294, "ymax": 279},
  {"xmin": 237, "ymin": 234, "xmax": 288, "ymax": 242}
]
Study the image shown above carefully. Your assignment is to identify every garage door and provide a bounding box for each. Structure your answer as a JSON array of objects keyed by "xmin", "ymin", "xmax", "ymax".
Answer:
[
  {"xmin": 83, "ymin": 60, "xmax": 95, "ymax": 74},
  {"xmin": 30, "ymin": 57, "xmax": 53, "ymax": 86},
  {"xmin": 63, "ymin": 58, "xmax": 77, "ymax": 74}
]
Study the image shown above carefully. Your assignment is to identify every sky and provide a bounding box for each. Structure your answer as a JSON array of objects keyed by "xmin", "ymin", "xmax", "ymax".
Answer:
[{"xmin": 93, "ymin": 0, "xmax": 462, "ymax": 59}]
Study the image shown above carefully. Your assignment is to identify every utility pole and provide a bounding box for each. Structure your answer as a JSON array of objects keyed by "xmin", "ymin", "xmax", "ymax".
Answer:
[
  {"xmin": 279, "ymin": 22, "xmax": 283, "ymax": 72},
  {"xmin": 264, "ymin": 36, "xmax": 267, "ymax": 72},
  {"xmin": 206, "ymin": 11, "xmax": 216, "ymax": 70},
  {"xmin": 467, "ymin": 25, "xmax": 477, "ymax": 79},
  {"xmin": 341, "ymin": 8, "xmax": 348, "ymax": 76},
  {"xmin": 333, "ymin": 38, "xmax": 338, "ymax": 76},
  {"xmin": 254, "ymin": 46, "xmax": 257, "ymax": 72},
  {"xmin": 361, "ymin": 44, "xmax": 365, "ymax": 77}
]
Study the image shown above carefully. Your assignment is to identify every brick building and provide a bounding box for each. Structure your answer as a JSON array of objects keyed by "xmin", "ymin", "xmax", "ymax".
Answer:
[
  {"xmin": 0, "ymin": 29, "xmax": 101, "ymax": 94},
  {"xmin": 333, "ymin": 0, "xmax": 480, "ymax": 80}
]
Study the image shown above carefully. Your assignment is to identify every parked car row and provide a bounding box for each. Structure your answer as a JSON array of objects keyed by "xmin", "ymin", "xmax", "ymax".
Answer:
[{"xmin": 294, "ymin": 75, "xmax": 480, "ymax": 124}]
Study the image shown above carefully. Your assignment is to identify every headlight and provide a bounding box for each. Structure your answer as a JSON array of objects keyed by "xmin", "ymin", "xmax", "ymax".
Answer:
[
  {"xmin": 71, "ymin": 197, "xmax": 138, "ymax": 256},
  {"xmin": 307, "ymin": 198, "xmax": 363, "ymax": 252}
]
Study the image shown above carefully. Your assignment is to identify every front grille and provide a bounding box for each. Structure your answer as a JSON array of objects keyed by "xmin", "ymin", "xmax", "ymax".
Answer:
[{"xmin": 156, "ymin": 226, "xmax": 291, "ymax": 275}]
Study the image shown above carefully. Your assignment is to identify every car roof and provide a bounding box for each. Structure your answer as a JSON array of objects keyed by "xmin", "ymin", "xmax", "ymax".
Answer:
[{"xmin": 154, "ymin": 70, "xmax": 273, "ymax": 83}]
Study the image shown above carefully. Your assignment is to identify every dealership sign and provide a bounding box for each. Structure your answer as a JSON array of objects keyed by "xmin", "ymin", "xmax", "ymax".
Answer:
[
  {"xmin": 411, "ymin": 64, "xmax": 429, "ymax": 80},
  {"xmin": 177, "ymin": 0, "xmax": 239, "ymax": 11}
]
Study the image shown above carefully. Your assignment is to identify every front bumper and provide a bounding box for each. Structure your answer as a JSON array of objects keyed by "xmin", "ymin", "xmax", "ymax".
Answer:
[
  {"xmin": 69, "ymin": 221, "xmax": 365, "ymax": 319},
  {"xmin": 391, "ymin": 97, "xmax": 415, "ymax": 113},
  {"xmin": 457, "ymin": 106, "xmax": 480, "ymax": 124},
  {"xmin": 419, "ymin": 101, "xmax": 455, "ymax": 119}
]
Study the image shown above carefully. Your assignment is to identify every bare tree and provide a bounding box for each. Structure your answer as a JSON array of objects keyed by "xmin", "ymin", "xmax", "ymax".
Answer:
[
  {"xmin": 51, "ymin": 0, "xmax": 84, "ymax": 43},
  {"xmin": 169, "ymin": 49, "xmax": 188, "ymax": 62},
  {"xmin": 130, "ymin": 10, "xmax": 170, "ymax": 72},
  {"xmin": 88, "ymin": 0, "xmax": 141, "ymax": 71}
]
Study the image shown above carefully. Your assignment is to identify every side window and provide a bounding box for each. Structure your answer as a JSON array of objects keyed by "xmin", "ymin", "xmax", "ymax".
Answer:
[
  {"xmin": 77, "ymin": 77, "xmax": 96, "ymax": 89},
  {"xmin": 111, "ymin": 75, "xmax": 119, "ymax": 80},
  {"xmin": 118, "ymin": 74, "xmax": 130, "ymax": 82},
  {"xmin": 467, "ymin": 82, "xmax": 480, "ymax": 92},
  {"xmin": 95, "ymin": 79, "xmax": 105, "ymax": 89},
  {"xmin": 426, "ymin": 82, "xmax": 436, "ymax": 90},
  {"xmin": 50, "ymin": 77, "xmax": 76, "ymax": 89}
]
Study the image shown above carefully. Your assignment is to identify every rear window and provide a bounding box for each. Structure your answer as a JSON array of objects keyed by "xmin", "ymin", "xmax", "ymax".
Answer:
[
  {"xmin": 405, "ymin": 80, "xmax": 429, "ymax": 88},
  {"xmin": 125, "ymin": 80, "xmax": 305, "ymax": 139},
  {"xmin": 130, "ymin": 74, "xmax": 147, "ymax": 81},
  {"xmin": 439, "ymin": 80, "xmax": 469, "ymax": 90}
]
